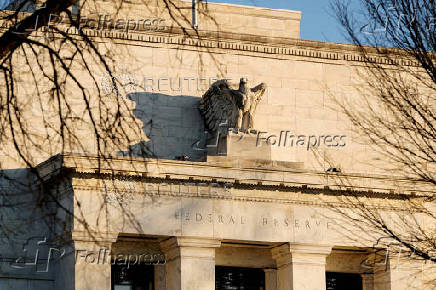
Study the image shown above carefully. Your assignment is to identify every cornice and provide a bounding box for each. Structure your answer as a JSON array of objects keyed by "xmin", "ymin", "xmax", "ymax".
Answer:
[
  {"xmin": 36, "ymin": 154, "xmax": 435, "ymax": 199},
  {"xmin": 70, "ymin": 184, "xmax": 414, "ymax": 211},
  {"xmin": 0, "ymin": 15, "xmax": 418, "ymax": 67}
]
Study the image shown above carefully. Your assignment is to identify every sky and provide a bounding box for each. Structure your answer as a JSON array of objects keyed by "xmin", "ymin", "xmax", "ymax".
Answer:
[
  {"xmin": 0, "ymin": 0, "xmax": 354, "ymax": 43},
  {"xmin": 0, "ymin": 0, "xmax": 11, "ymax": 9}
]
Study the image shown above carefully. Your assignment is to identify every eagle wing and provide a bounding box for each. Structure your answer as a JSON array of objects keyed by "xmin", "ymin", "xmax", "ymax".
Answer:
[
  {"xmin": 250, "ymin": 82, "xmax": 267, "ymax": 98},
  {"xmin": 199, "ymin": 79, "xmax": 241, "ymax": 134}
]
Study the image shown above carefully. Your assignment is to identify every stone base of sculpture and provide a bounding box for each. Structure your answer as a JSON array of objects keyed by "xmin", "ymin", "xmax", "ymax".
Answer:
[
  {"xmin": 205, "ymin": 131, "xmax": 304, "ymax": 170},
  {"xmin": 206, "ymin": 131, "xmax": 272, "ymax": 160}
]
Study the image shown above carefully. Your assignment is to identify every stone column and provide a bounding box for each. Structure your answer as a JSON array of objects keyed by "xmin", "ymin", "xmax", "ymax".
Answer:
[
  {"xmin": 71, "ymin": 231, "xmax": 118, "ymax": 290},
  {"xmin": 155, "ymin": 264, "xmax": 166, "ymax": 290},
  {"xmin": 264, "ymin": 269, "xmax": 277, "ymax": 290},
  {"xmin": 271, "ymin": 243, "xmax": 332, "ymax": 290},
  {"xmin": 361, "ymin": 273, "xmax": 374, "ymax": 290},
  {"xmin": 160, "ymin": 237, "xmax": 221, "ymax": 290}
]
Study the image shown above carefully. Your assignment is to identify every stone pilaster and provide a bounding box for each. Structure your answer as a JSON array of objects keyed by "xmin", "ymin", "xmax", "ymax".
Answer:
[
  {"xmin": 155, "ymin": 264, "xmax": 166, "ymax": 290},
  {"xmin": 264, "ymin": 268, "xmax": 278, "ymax": 290},
  {"xmin": 160, "ymin": 237, "xmax": 221, "ymax": 290},
  {"xmin": 271, "ymin": 243, "xmax": 332, "ymax": 290},
  {"xmin": 71, "ymin": 231, "xmax": 118, "ymax": 290},
  {"xmin": 361, "ymin": 273, "xmax": 374, "ymax": 290}
]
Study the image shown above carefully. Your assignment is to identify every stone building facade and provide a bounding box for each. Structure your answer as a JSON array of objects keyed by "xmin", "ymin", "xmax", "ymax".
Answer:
[{"xmin": 0, "ymin": 1, "xmax": 435, "ymax": 290}]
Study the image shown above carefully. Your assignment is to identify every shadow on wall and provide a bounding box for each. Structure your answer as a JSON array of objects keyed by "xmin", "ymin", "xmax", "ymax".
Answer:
[
  {"xmin": 119, "ymin": 92, "xmax": 207, "ymax": 161},
  {"xmin": 0, "ymin": 168, "xmax": 59, "ymax": 287}
]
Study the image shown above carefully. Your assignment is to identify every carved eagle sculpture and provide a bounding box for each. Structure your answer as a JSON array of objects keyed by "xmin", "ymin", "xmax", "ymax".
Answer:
[{"xmin": 199, "ymin": 78, "xmax": 267, "ymax": 135}]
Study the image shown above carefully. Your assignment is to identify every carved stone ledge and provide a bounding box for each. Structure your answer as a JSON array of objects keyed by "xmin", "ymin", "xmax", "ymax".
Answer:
[
  {"xmin": 0, "ymin": 21, "xmax": 418, "ymax": 67},
  {"xmin": 36, "ymin": 154, "xmax": 435, "ymax": 199}
]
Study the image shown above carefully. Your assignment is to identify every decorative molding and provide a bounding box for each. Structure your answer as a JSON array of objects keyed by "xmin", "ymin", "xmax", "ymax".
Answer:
[
  {"xmin": 0, "ymin": 18, "xmax": 418, "ymax": 67},
  {"xmin": 70, "ymin": 182, "xmax": 414, "ymax": 211},
  {"xmin": 35, "ymin": 154, "xmax": 433, "ymax": 211},
  {"xmin": 50, "ymin": 154, "xmax": 434, "ymax": 195}
]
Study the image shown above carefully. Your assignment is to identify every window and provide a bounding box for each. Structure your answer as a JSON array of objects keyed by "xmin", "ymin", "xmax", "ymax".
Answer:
[
  {"xmin": 326, "ymin": 272, "xmax": 363, "ymax": 290},
  {"xmin": 112, "ymin": 264, "xmax": 154, "ymax": 290},
  {"xmin": 216, "ymin": 266, "xmax": 265, "ymax": 290}
]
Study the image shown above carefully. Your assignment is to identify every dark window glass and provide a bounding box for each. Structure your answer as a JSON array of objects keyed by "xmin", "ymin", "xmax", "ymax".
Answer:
[
  {"xmin": 216, "ymin": 266, "xmax": 265, "ymax": 290},
  {"xmin": 326, "ymin": 272, "xmax": 363, "ymax": 290},
  {"xmin": 112, "ymin": 264, "xmax": 154, "ymax": 290}
]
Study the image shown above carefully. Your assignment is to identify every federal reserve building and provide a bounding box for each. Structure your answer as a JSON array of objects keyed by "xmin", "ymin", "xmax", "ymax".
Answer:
[{"xmin": 0, "ymin": 0, "xmax": 435, "ymax": 289}]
